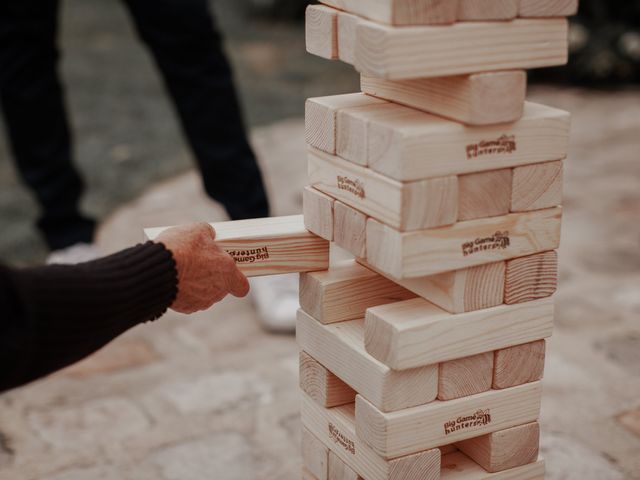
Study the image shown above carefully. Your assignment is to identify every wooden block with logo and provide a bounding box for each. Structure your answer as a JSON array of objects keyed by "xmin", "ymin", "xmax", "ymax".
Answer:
[
  {"xmin": 304, "ymin": 186, "xmax": 335, "ymax": 241},
  {"xmin": 511, "ymin": 160, "xmax": 564, "ymax": 212},
  {"xmin": 440, "ymin": 451, "xmax": 545, "ymax": 480},
  {"xmin": 367, "ymin": 102, "xmax": 570, "ymax": 182},
  {"xmin": 329, "ymin": 451, "xmax": 362, "ymax": 480},
  {"xmin": 458, "ymin": 169, "xmax": 513, "ymax": 221},
  {"xmin": 455, "ymin": 422, "xmax": 540, "ymax": 473},
  {"xmin": 145, "ymin": 215, "xmax": 329, "ymax": 277},
  {"xmin": 504, "ymin": 251, "xmax": 558, "ymax": 305},
  {"xmin": 334, "ymin": 202, "xmax": 367, "ymax": 258},
  {"xmin": 297, "ymin": 309, "xmax": 438, "ymax": 412},
  {"xmin": 438, "ymin": 352, "xmax": 494, "ymax": 401},
  {"xmin": 361, "ymin": 71, "xmax": 526, "ymax": 126},
  {"xmin": 354, "ymin": 18, "xmax": 568, "ymax": 80},
  {"xmin": 300, "ymin": 351, "xmax": 357, "ymax": 408},
  {"xmin": 309, "ymin": 148, "xmax": 458, "ymax": 231},
  {"xmin": 366, "ymin": 207, "xmax": 562, "ymax": 279},
  {"xmin": 306, "ymin": 4, "xmax": 338, "ymax": 60},
  {"xmin": 364, "ymin": 297, "xmax": 554, "ymax": 370},
  {"xmin": 493, "ymin": 340, "xmax": 546, "ymax": 389},
  {"xmin": 299, "ymin": 260, "xmax": 416, "ymax": 324},
  {"xmin": 356, "ymin": 382, "xmax": 542, "ymax": 458},
  {"xmin": 306, "ymin": 94, "xmax": 387, "ymax": 154},
  {"xmin": 301, "ymin": 394, "xmax": 441, "ymax": 480},
  {"xmin": 458, "ymin": 0, "xmax": 518, "ymax": 20},
  {"xmin": 302, "ymin": 428, "xmax": 329, "ymax": 480},
  {"xmin": 319, "ymin": 0, "xmax": 458, "ymax": 26},
  {"xmin": 519, "ymin": 0, "xmax": 579, "ymax": 17}
]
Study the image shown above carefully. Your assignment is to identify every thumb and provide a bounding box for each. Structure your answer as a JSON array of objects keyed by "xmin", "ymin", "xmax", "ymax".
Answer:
[{"xmin": 228, "ymin": 268, "xmax": 250, "ymax": 298}]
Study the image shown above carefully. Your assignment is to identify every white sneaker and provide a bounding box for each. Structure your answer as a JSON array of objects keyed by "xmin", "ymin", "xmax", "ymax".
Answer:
[
  {"xmin": 46, "ymin": 243, "xmax": 102, "ymax": 265},
  {"xmin": 250, "ymin": 273, "xmax": 299, "ymax": 334}
]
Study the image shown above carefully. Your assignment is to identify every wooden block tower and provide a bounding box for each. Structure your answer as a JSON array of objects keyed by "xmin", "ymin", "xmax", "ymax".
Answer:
[{"xmin": 300, "ymin": 1, "xmax": 576, "ymax": 478}]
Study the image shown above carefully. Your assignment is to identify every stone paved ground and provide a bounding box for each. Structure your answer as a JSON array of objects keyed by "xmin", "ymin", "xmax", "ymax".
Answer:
[{"xmin": 1, "ymin": 87, "xmax": 639, "ymax": 480}]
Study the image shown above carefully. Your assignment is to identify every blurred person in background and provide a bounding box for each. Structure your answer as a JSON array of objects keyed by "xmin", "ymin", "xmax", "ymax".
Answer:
[{"xmin": 0, "ymin": 0, "xmax": 298, "ymax": 332}]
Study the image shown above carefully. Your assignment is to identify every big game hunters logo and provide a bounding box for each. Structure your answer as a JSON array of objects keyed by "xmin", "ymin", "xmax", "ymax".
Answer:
[
  {"xmin": 225, "ymin": 246, "xmax": 269, "ymax": 263},
  {"xmin": 466, "ymin": 135, "xmax": 516, "ymax": 159},
  {"xmin": 462, "ymin": 231, "xmax": 510, "ymax": 256},
  {"xmin": 328, "ymin": 423, "xmax": 355, "ymax": 455},
  {"xmin": 444, "ymin": 409, "xmax": 492, "ymax": 435},
  {"xmin": 337, "ymin": 175, "xmax": 365, "ymax": 199}
]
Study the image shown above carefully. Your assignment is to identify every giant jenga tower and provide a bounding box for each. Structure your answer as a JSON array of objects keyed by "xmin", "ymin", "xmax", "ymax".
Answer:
[{"xmin": 299, "ymin": 1, "xmax": 575, "ymax": 479}]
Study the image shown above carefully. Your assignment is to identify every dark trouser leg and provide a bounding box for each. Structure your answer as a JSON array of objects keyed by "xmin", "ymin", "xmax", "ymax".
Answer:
[
  {"xmin": 0, "ymin": 1, "xmax": 95, "ymax": 250},
  {"xmin": 123, "ymin": 0, "xmax": 270, "ymax": 220}
]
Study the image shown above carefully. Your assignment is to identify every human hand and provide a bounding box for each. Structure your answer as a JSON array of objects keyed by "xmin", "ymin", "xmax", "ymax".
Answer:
[{"xmin": 156, "ymin": 223, "xmax": 250, "ymax": 314}]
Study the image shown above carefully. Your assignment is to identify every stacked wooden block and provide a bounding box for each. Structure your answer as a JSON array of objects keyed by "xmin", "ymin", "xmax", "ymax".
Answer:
[{"xmin": 300, "ymin": 1, "xmax": 575, "ymax": 479}]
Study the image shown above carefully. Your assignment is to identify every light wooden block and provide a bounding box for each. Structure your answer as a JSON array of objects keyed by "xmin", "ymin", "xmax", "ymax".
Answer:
[
  {"xmin": 306, "ymin": 5, "xmax": 338, "ymax": 60},
  {"xmin": 309, "ymin": 147, "xmax": 458, "ymax": 232},
  {"xmin": 364, "ymin": 296, "xmax": 554, "ymax": 370},
  {"xmin": 354, "ymin": 18, "xmax": 568, "ymax": 80},
  {"xmin": 299, "ymin": 260, "xmax": 416, "ymax": 324},
  {"xmin": 303, "ymin": 466, "xmax": 319, "ymax": 480},
  {"xmin": 440, "ymin": 451, "xmax": 545, "ymax": 480},
  {"xmin": 300, "ymin": 351, "xmax": 356, "ymax": 408},
  {"xmin": 458, "ymin": 169, "xmax": 513, "ymax": 221},
  {"xmin": 438, "ymin": 352, "xmax": 494, "ymax": 401},
  {"xmin": 359, "ymin": 260, "xmax": 506, "ymax": 314},
  {"xmin": 337, "ymin": 11, "xmax": 359, "ymax": 64},
  {"xmin": 329, "ymin": 451, "xmax": 362, "ymax": 480},
  {"xmin": 455, "ymin": 422, "xmax": 540, "ymax": 472},
  {"xmin": 504, "ymin": 251, "xmax": 558, "ymax": 305},
  {"xmin": 493, "ymin": 340, "xmax": 546, "ymax": 389},
  {"xmin": 511, "ymin": 160, "xmax": 564, "ymax": 212},
  {"xmin": 144, "ymin": 215, "xmax": 329, "ymax": 277},
  {"xmin": 439, "ymin": 445, "xmax": 459, "ymax": 455},
  {"xmin": 366, "ymin": 207, "xmax": 562, "ymax": 279},
  {"xmin": 319, "ymin": 0, "xmax": 458, "ymax": 26},
  {"xmin": 297, "ymin": 309, "xmax": 438, "ymax": 412},
  {"xmin": 519, "ymin": 0, "xmax": 579, "ymax": 17},
  {"xmin": 367, "ymin": 101, "xmax": 570, "ymax": 182},
  {"xmin": 303, "ymin": 428, "xmax": 329, "ymax": 480},
  {"xmin": 458, "ymin": 0, "xmax": 518, "ymax": 20},
  {"xmin": 361, "ymin": 71, "xmax": 526, "ymax": 126},
  {"xmin": 306, "ymin": 94, "xmax": 386, "ymax": 154},
  {"xmin": 301, "ymin": 394, "xmax": 441, "ymax": 480},
  {"xmin": 334, "ymin": 202, "xmax": 367, "ymax": 258},
  {"xmin": 304, "ymin": 186, "xmax": 335, "ymax": 241}
]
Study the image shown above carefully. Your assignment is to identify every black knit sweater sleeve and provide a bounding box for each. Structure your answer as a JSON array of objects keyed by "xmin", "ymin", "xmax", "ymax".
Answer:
[{"xmin": 0, "ymin": 242, "xmax": 177, "ymax": 393}]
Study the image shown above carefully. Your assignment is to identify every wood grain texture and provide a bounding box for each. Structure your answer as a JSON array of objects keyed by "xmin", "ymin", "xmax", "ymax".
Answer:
[
  {"xmin": 302, "ymin": 428, "xmax": 329, "ymax": 480},
  {"xmin": 366, "ymin": 207, "xmax": 562, "ymax": 279},
  {"xmin": 519, "ymin": 0, "xmax": 579, "ymax": 17},
  {"xmin": 304, "ymin": 186, "xmax": 335, "ymax": 241},
  {"xmin": 438, "ymin": 352, "xmax": 494, "ymax": 401},
  {"xmin": 364, "ymin": 297, "xmax": 554, "ymax": 370},
  {"xmin": 306, "ymin": 4, "xmax": 338, "ymax": 60},
  {"xmin": 299, "ymin": 260, "xmax": 416, "ymax": 325},
  {"xmin": 504, "ymin": 251, "xmax": 558, "ymax": 304},
  {"xmin": 354, "ymin": 18, "xmax": 568, "ymax": 80},
  {"xmin": 361, "ymin": 71, "xmax": 526, "ymax": 126},
  {"xmin": 319, "ymin": 0, "xmax": 458, "ymax": 26},
  {"xmin": 337, "ymin": 11, "xmax": 359, "ymax": 63},
  {"xmin": 329, "ymin": 451, "xmax": 362, "ymax": 480},
  {"xmin": 458, "ymin": 169, "xmax": 513, "ymax": 221},
  {"xmin": 334, "ymin": 201, "xmax": 367, "ymax": 258},
  {"xmin": 309, "ymin": 147, "xmax": 458, "ymax": 232},
  {"xmin": 511, "ymin": 160, "xmax": 564, "ymax": 212},
  {"xmin": 355, "ymin": 382, "xmax": 542, "ymax": 458},
  {"xmin": 440, "ymin": 451, "xmax": 544, "ymax": 480},
  {"xmin": 366, "ymin": 101, "xmax": 570, "ymax": 182},
  {"xmin": 145, "ymin": 215, "xmax": 329, "ymax": 277},
  {"xmin": 455, "ymin": 422, "xmax": 540, "ymax": 472},
  {"xmin": 296, "ymin": 309, "xmax": 438, "ymax": 412},
  {"xmin": 458, "ymin": 0, "xmax": 518, "ymax": 20},
  {"xmin": 493, "ymin": 340, "xmax": 546, "ymax": 389},
  {"xmin": 301, "ymin": 395, "xmax": 441, "ymax": 480},
  {"xmin": 303, "ymin": 466, "xmax": 319, "ymax": 480},
  {"xmin": 300, "ymin": 351, "xmax": 357, "ymax": 407},
  {"xmin": 306, "ymin": 94, "xmax": 386, "ymax": 154}
]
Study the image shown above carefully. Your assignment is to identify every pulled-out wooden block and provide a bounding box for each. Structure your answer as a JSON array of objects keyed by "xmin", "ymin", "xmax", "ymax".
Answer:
[
  {"xmin": 302, "ymin": 428, "xmax": 329, "ymax": 480},
  {"xmin": 493, "ymin": 340, "xmax": 546, "ymax": 389},
  {"xmin": 297, "ymin": 309, "xmax": 438, "ymax": 412},
  {"xmin": 366, "ymin": 207, "xmax": 562, "ymax": 279},
  {"xmin": 519, "ymin": 0, "xmax": 579, "ymax": 17},
  {"xmin": 440, "ymin": 451, "xmax": 545, "ymax": 479},
  {"xmin": 309, "ymin": 148, "xmax": 458, "ymax": 231},
  {"xmin": 300, "ymin": 351, "xmax": 356, "ymax": 408},
  {"xmin": 319, "ymin": 0, "xmax": 458, "ymax": 26},
  {"xmin": 337, "ymin": 11, "xmax": 359, "ymax": 64},
  {"xmin": 511, "ymin": 160, "xmax": 564, "ymax": 212},
  {"xmin": 438, "ymin": 352, "xmax": 494, "ymax": 401},
  {"xmin": 329, "ymin": 451, "xmax": 362, "ymax": 480},
  {"xmin": 304, "ymin": 186, "xmax": 335, "ymax": 241},
  {"xmin": 458, "ymin": 169, "xmax": 513, "ymax": 221},
  {"xmin": 367, "ymin": 101, "xmax": 570, "ymax": 182},
  {"xmin": 504, "ymin": 251, "xmax": 558, "ymax": 304},
  {"xmin": 306, "ymin": 5, "xmax": 338, "ymax": 60},
  {"xmin": 306, "ymin": 94, "xmax": 386, "ymax": 154},
  {"xmin": 458, "ymin": 0, "xmax": 518, "ymax": 20},
  {"xmin": 364, "ymin": 297, "xmax": 554, "ymax": 370},
  {"xmin": 455, "ymin": 422, "xmax": 540, "ymax": 472},
  {"xmin": 301, "ymin": 394, "xmax": 441, "ymax": 480},
  {"xmin": 354, "ymin": 18, "xmax": 568, "ymax": 80},
  {"xmin": 144, "ymin": 215, "xmax": 329, "ymax": 277},
  {"xmin": 361, "ymin": 71, "xmax": 526, "ymax": 126},
  {"xmin": 334, "ymin": 202, "xmax": 367, "ymax": 258},
  {"xmin": 299, "ymin": 260, "xmax": 416, "ymax": 324},
  {"xmin": 356, "ymin": 382, "xmax": 542, "ymax": 459}
]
